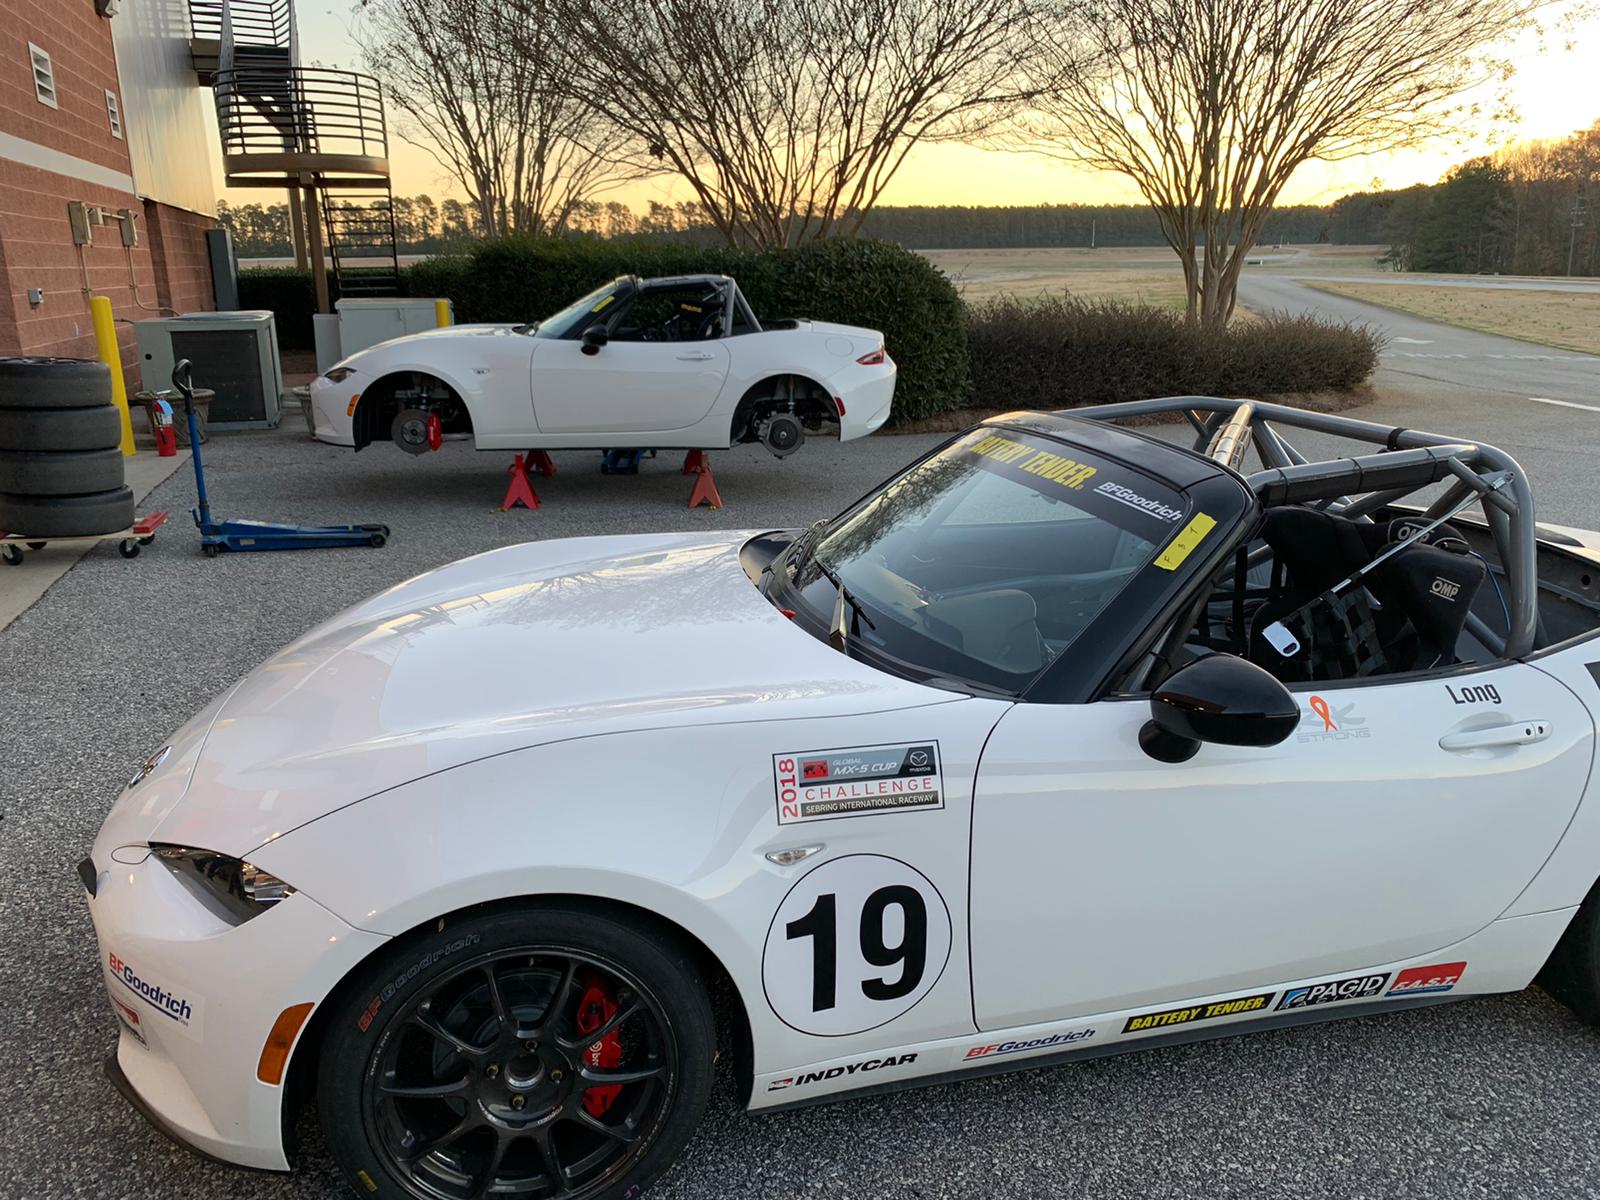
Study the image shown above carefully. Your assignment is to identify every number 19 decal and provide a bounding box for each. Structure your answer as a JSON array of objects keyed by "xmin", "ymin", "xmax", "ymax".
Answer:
[{"xmin": 762, "ymin": 854, "xmax": 952, "ymax": 1036}]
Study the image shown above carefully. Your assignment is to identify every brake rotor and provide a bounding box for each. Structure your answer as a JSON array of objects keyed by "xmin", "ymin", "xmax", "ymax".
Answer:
[{"xmin": 391, "ymin": 408, "xmax": 435, "ymax": 455}]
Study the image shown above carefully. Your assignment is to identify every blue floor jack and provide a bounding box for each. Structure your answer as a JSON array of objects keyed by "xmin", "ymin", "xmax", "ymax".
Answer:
[{"xmin": 173, "ymin": 360, "xmax": 390, "ymax": 558}]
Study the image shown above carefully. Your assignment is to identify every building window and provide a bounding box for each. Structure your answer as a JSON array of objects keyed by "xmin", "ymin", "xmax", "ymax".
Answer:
[
  {"xmin": 28, "ymin": 43, "xmax": 57, "ymax": 109},
  {"xmin": 106, "ymin": 90, "xmax": 122, "ymax": 138}
]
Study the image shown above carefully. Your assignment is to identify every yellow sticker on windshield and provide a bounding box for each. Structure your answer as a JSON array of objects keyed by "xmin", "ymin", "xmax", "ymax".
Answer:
[
  {"xmin": 591, "ymin": 295, "xmax": 616, "ymax": 312},
  {"xmin": 1155, "ymin": 512, "xmax": 1216, "ymax": 570}
]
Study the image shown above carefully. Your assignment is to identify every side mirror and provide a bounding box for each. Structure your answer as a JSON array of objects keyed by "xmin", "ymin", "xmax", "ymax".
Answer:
[
  {"xmin": 1140, "ymin": 654, "xmax": 1300, "ymax": 763},
  {"xmin": 580, "ymin": 323, "xmax": 608, "ymax": 356}
]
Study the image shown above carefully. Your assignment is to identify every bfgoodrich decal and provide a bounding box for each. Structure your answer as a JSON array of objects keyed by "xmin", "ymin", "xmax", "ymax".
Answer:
[
  {"xmin": 963, "ymin": 1028, "xmax": 1095, "ymax": 1061},
  {"xmin": 767, "ymin": 1053, "xmax": 917, "ymax": 1091},
  {"xmin": 107, "ymin": 950, "xmax": 202, "ymax": 1039},
  {"xmin": 773, "ymin": 742, "xmax": 942, "ymax": 824},
  {"xmin": 1123, "ymin": 992, "xmax": 1273, "ymax": 1033},
  {"xmin": 1277, "ymin": 973, "xmax": 1388, "ymax": 1010}
]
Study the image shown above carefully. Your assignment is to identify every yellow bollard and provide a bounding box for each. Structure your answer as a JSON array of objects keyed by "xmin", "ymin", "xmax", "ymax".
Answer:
[
  {"xmin": 434, "ymin": 298, "xmax": 453, "ymax": 328},
  {"xmin": 89, "ymin": 295, "xmax": 136, "ymax": 456}
]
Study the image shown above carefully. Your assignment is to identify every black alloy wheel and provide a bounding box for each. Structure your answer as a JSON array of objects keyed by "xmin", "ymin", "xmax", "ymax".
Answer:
[{"xmin": 321, "ymin": 906, "xmax": 714, "ymax": 1200}]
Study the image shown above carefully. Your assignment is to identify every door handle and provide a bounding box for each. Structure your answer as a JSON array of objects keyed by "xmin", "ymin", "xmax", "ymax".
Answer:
[
  {"xmin": 676, "ymin": 352, "xmax": 715, "ymax": 361},
  {"xmin": 1439, "ymin": 720, "xmax": 1551, "ymax": 752}
]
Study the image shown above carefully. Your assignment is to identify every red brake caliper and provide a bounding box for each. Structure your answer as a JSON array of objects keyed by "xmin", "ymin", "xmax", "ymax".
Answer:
[{"xmin": 574, "ymin": 975, "xmax": 623, "ymax": 1117}]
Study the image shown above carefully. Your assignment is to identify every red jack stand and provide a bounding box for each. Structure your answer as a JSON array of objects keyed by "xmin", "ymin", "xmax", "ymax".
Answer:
[
  {"xmin": 683, "ymin": 450, "xmax": 722, "ymax": 510},
  {"xmin": 528, "ymin": 449, "xmax": 557, "ymax": 477},
  {"xmin": 501, "ymin": 454, "xmax": 542, "ymax": 511}
]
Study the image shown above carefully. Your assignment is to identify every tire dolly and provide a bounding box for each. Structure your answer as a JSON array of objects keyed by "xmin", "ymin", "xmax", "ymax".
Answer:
[{"xmin": 172, "ymin": 359, "xmax": 390, "ymax": 557}]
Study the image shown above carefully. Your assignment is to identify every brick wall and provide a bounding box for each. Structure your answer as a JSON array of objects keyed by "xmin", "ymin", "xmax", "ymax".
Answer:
[
  {"xmin": 144, "ymin": 199, "xmax": 215, "ymax": 316},
  {"xmin": 0, "ymin": 1, "xmax": 128, "ymax": 171}
]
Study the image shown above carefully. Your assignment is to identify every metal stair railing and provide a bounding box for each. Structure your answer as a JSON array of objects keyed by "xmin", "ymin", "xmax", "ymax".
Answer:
[
  {"xmin": 214, "ymin": 65, "xmax": 389, "ymax": 167},
  {"xmin": 322, "ymin": 187, "xmax": 403, "ymax": 296},
  {"xmin": 189, "ymin": 0, "xmax": 294, "ymax": 55}
]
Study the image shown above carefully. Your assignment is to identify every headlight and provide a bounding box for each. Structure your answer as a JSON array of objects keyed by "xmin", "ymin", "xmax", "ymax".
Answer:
[
  {"xmin": 323, "ymin": 366, "xmax": 357, "ymax": 383},
  {"xmin": 151, "ymin": 845, "xmax": 296, "ymax": 924}
]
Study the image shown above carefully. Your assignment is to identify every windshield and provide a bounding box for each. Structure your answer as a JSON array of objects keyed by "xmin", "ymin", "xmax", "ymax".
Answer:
[
  {"xmin": 533, "ymin": 279, "xmax": 633, "ymax": 339},
  {"xmin": 787, "ymin": 427, "xmax": 1190, "ymax": 693}
]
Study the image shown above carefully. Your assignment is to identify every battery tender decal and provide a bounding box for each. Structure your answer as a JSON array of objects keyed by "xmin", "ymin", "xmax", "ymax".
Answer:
[{"xmin": 773, "ymin": 742, "xmax": 942, "ymax": 824}]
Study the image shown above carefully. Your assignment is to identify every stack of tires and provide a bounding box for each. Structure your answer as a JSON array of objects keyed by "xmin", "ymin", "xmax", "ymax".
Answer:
[{"xmin": 0, "ymin": 357, "xmax": 133, "ymax": 538}]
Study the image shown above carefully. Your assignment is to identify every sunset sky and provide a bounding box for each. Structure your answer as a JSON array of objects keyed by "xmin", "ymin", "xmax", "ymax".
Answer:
[{"xmin": 221, "ymin": 1, "xmax": 1600, "ymax": 213}]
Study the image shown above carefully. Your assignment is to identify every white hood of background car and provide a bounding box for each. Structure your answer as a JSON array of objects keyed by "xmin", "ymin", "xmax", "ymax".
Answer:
[{"xmin": 138, "ymin": 532, "xmax": 959, "ymax": 856}]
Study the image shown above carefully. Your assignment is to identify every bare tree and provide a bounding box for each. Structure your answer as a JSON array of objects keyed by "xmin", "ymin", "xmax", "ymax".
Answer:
[
  {"xmin": 355, "ymin": 0, "xmax": 646, "ymax": 237},
  {"xmin": 540, "ymin": 0, "xmax": 1063, "ymax": 249},
  {"xmin": 1021, "ymin": 0, "xmax": 1551, "ymax": 328}
]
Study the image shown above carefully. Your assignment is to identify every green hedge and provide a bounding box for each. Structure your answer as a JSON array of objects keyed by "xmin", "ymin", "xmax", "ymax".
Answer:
[
  {"xmin": 964, "ymin": 295, "xmax": 1382, "ymax": 410},
  {"xmin": 241, "ymin": 236, "xmax": 968, "ymax": 420}
]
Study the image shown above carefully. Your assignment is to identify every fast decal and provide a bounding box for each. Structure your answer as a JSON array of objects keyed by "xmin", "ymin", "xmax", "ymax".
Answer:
[
  {"xmin": 1095, "ymin": 481, "xmax": 1184, "ymax": 523},
  {"xmin": 766, "ymin": 1053, "xmax": 918, "ymax": 1092},
  {"xmin": 773, "ymin": 742, "xmax": 942, "ymax": 825},
  {"xmin": 1389, "ymin": 962, "xmax": 1466, "ymax": 996},
  {"xmin": 762, "ymin": 854, "xmax": 952, "ymax": 1037},
  {"xmin": 1122, "ymin": 992, "xmax": 1273, "ymax": 1033},
  {"xmin": 1154, "ymin": 512, "xmax": 1216, "ymax": 571},
  {"xmin": 963, "ymin": 1028, "xmax": 1095, "ymax": 1061},
  {"xmin": 1446, "ymin": 683, "xmax": 1502, "ymax": 705},
  {"xmin": 109, "ymin": 994, "xmax": 147, "ymax": 1045},
  {"xmin": 1277, "ymin": 973, "xmax": 1388, "ymax": 1010},
  {"xmin": 1298, "ymin": 696, "xmax": 1370, "ymax": 743},
  {"xmin": 107, "ymin": 950, "xmax": 202, "ymax": 1039}
]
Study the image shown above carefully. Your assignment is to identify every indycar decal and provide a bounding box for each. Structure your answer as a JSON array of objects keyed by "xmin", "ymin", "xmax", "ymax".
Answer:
[
  {"xmin": 773, "ymin": 742, "xmax": 942, "ymax": 825},
  {"xmin": 762, "ymin": 854, "xmax": 952, "ymax": 1037},
  {"xmin": 1276, "ymin": 972, "xmax": 1388, "ymax": 1010},
  {"xmin": 1122, "ymin": 992, "xmax": 1273, "ymax": 1033},
  {"xmin": 1389, "ymin": 962, "xmax": 1466, "ymax": 996},
  {"xmin": 766, "ymin": 1053, "xmax": 918, "ymax": 1092}
]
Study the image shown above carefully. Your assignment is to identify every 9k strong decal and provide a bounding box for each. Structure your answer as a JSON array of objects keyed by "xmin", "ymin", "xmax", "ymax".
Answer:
[{"xmin": 773, "ymin": 742, "xmax": 942, "ymax": 824}]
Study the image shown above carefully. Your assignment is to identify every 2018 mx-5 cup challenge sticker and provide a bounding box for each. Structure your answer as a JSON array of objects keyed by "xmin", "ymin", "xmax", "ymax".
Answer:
[{"xmin": 773, "ymin": 742, "xmax": 942, "ymax": 825}]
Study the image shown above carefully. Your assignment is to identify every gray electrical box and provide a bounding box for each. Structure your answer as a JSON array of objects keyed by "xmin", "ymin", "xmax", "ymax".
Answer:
[
  {"xmin": 337, "ymin": 297, "xmax": 451, "ymax": 358},
  {"xmin": 207, "ymin": 227, "xmax": 239, "ymax": 311},
  {"xmin": 133, "ymin": 311, "xmax": 283, "ymax": 429}
]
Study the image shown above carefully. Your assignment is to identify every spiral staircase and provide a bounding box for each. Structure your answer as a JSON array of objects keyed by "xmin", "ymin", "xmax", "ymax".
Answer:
[{"xmin": 188, "ymin": 0, "xmax": 400, "ymax": 304}]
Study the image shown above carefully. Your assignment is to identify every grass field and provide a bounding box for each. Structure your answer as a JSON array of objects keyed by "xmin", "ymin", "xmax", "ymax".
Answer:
[
  {"xmin": 1301, "ymin": 279, "xmax": 1600, "ymax": 356},
  {"xmin": 919, "ymin": 247, "xmax": 1193, "ymax": 308}
]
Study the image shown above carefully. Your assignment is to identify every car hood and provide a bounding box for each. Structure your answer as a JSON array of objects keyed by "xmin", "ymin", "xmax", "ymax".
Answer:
[
  {"xmin": 339, "ymin": 323, "xmax": 523, "ymax": 367},
  {"xmin": 122, "ymin": 532, "xmax": 959, "ymax": 857}
]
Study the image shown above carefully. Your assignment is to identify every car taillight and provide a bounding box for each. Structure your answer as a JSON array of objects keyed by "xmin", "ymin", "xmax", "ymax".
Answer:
[{"xmin": 857, "ymin": 346, "xmax": 885, "ymax": 366}]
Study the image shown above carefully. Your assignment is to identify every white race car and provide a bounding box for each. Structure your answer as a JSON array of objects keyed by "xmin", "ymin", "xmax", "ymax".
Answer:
[
  {"xmin": 307, "ymin": 274, "xmax": 897, "ymax": 459},
  {"xmin": 85, "ymin": 398, "xmax": 1600, "ymax": 1200}
]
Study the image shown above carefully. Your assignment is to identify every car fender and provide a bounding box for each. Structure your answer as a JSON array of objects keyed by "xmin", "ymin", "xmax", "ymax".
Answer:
[{"xmin": 246, "ymin": 706, "xmax": 1003, "ymax": 1093}]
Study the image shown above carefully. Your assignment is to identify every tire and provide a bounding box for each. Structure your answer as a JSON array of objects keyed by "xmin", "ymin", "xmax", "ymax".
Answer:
[
  {"xmin": 0, "ymin": 448, "xmax": 125, "ymax": 496},
  {"xmin": 0, "ymin": 487, "xmax": 133, "ymax": 538},
  {"xmin": 1539, "ymin": 878, "xmax": 1600, "ymax": 1022},
  {"xmin": 317, "ymin": 903, "xmax": 715, "ymax": 1200},
  {"xmin": 0, "ymin": 357, "xmax": 111, "ymax": 411},
  {"xmin": 0, "ymin": 405, "xmax": 121, "ymax": 452}
]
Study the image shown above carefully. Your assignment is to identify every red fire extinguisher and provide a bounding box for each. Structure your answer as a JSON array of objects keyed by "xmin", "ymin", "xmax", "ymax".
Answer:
[{"xmin": 151, "ymin": 397, "xmax": 177, "ymax": 457}]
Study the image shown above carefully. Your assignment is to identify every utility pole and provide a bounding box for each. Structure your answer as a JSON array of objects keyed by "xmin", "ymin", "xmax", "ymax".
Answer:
[
  {"xmin": 1569, "ymin": 183, "xmax": 1588, "ymax": 278},
  {"xmin": 1090, "ymin": 218, "xmax": 1096, "ymax": 249}
]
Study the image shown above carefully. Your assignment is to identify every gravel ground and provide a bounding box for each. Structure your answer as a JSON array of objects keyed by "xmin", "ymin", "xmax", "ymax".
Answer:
[{"xmin": 5, "ymin": 414, "xmax": 1600, "ymax": 1200}]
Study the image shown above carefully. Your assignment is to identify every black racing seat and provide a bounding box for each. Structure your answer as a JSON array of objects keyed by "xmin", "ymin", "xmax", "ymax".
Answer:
[{"xmin": 1245, "ymin": 506, "xmax": 1486, "ymax": 681}]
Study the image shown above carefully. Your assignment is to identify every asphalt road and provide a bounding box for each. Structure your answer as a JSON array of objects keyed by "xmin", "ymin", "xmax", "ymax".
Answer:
[{"xmin": 6, "ymin": 378, "xmax": 1600, "ymax": 1199}]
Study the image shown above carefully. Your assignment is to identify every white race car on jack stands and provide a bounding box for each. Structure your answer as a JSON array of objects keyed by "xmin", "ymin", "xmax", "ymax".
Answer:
[
  {"xmin": 307, "ymin": 273, "xmax": 896, "ymax": 460},
  {"xmin": 84, "ymin": 396, "xmax": 1600, "ymax": 1199}
]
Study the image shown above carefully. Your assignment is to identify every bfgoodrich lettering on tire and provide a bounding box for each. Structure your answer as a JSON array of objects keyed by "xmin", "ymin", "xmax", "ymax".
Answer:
[{"xmin": 317, "ymin": 904, "xmax": 715, "ymax": 1200}]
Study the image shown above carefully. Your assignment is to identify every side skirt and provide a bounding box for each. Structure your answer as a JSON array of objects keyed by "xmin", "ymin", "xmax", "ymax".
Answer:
[{"xmin": 758, "ymin": 993, "xmax": 1463, "ymax": 1115}]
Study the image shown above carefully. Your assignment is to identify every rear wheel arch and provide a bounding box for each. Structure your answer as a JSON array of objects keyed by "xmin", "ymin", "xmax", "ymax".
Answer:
[
  {"xmin": 283, "ymin": 892, "xmax": 756, "ymax": 1155},
  {"xmin": 729, "ymin": 372, "xmax": 836, "ymax": 445}
]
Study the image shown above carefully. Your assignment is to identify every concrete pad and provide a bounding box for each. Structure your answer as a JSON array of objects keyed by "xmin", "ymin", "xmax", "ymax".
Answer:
[{"xmin": 0, "ymin": 447, "xmax": 189, "ymax": 632}]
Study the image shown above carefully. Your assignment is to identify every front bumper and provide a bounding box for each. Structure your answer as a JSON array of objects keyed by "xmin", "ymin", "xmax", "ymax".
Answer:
[
  {"xmin": 307, "ymin": 376, "xmax": 357, "ymax": 446},
  {"xmin": 84, "ymin": 849, "xmax": 387, "ymax": 1170}
]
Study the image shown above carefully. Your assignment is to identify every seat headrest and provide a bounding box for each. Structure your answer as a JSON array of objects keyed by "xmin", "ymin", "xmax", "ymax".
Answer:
[{"xmin": 1368, "ymin": 542, "xmax": 1486, "ymax": 665}]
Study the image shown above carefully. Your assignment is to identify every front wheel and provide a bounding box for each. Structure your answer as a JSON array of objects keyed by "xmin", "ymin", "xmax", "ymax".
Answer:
[{"xmin": 318, "ymin": 904, "xmax": 715, "ymax": 1200}]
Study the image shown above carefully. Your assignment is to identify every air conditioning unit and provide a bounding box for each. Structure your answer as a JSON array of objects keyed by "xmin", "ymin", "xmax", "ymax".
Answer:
[
  {"xmin": 133, "ymin": 311, "xmax": 283, "ymax": 430},
  {"xmin": 337, "ymin": 297, "xmax": 451, "ymax": 358}
]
